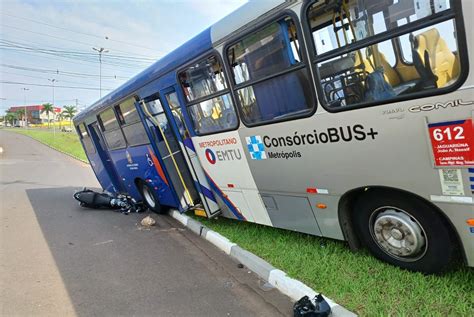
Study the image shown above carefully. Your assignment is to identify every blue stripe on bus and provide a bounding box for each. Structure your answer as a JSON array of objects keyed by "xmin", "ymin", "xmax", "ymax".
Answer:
[
  {"xmin": 427, "ymin": 120, "xmax": 466, "ymax": 128},
  {"xmin": 471, "ymin": 184, "xmax": 474, "ymax": 190},
  {"xmin": 183, "ymin": 138, "xmax": 196, "ymax": 152},
  {"xmin": 203, "ymin": 170, "xmax": 246, "ymax": 221},
  {"xmin": 200, "ymin": 183, "xmax": 217, "ymax": 203},
  {"xmin": 470, "ymin": 177, "xmax": 474, "ymax": 182},
  {"xmin": 469, "ymin": 168, "xmax": 474, "ymax": 173}
]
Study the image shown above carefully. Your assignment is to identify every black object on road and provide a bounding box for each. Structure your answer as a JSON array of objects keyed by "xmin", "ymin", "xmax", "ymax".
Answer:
[
  {"xmin": 73, "ymin": 188, "xmax": 146, "ymax": 214},
  {"xmin": 293, "ymin": 294, "xmax": 331, "ymax": 317}
]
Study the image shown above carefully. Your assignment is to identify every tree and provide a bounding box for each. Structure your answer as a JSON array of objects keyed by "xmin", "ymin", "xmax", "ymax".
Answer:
[
  {"xmin": 15, "ymin": 109, "xmax": 26, "ymax": 126},
  {"xmin": 41, "ymin": 103, "xmax": 54, "ymax": 128},
  {"xmin": 57, "ymin": 111, "xmax": 64, "ymax": 129},
  {"xmin": 62, "ymin": 105, "xmax": 77, "ymax": 128},
  {"xmin": 4, "ymin": 110, "xmax": 17, "ymax": 126}
]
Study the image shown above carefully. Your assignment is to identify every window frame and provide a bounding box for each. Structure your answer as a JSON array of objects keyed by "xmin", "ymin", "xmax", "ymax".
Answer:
[
  {"xmin": 222, "ymin": 10, "xmax": 317, "ymax": 128},
  {"xmin": 97, "ymin": 106, "xmax": 127, "ymax": 151},
  {"xmin": 117, "ymin": 98, "xmax": 150, "ymax": 148},
  {"xmin": 176, "ymin": 51, "xmax": 240, "ymax": 136},
  {"xmin": 302, "ymin": 0, "xmax": 469, "ymax": 113},
  {"xmin": 77, "ymin": 122, "xmax": 96, "ymax": 154}
]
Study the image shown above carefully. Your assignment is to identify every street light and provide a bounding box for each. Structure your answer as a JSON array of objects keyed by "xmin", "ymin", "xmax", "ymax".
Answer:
[
  {"xmin": 48, "ymin": 79, "xmax": 57, "ymax": 135},
  {"xmin": 92, "ymin": 47, "xmax": 109, "ymax": 98},
  {"xmin": 21, "ymin": 87, "xmax": 29, "ymax": 128}
]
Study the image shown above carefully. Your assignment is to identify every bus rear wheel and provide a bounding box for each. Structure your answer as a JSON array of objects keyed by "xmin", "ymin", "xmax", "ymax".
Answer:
[
  {"xmin": 353, "ymin": 191, "xmax": 457, "ymax": 274},
  {"xmin": 139, "ymin": 182, "xmax": 163, "ymax": 214}
]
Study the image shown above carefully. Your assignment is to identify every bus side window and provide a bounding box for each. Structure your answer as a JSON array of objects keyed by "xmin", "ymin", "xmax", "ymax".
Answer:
[
  {"xmin": 307, "ymin": 0, "xmax": 463, "ymax": 110},
  {"xmin": 179, "ymin": 55, "xmax": 238, "ymax": 135},
  {"xmin": 227, "ymin": 16, "xmax": 314, "ymax": 125},
  {"xmin": 77, "ymin": 123, "xmax": 96, "ymax": 154},
  {"xmin": 118, "ymin": 98, "xmax": 150, "ymax": 147},
  {"xmin": 98, "ymin": 108, "xmax": 127, "ymax": 150}
]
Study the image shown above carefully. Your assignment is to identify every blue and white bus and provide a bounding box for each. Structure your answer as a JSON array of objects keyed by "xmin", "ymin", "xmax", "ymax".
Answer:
[{"xmin": 74, "ymin": 0, "xmax": 474, "ymax": 274}]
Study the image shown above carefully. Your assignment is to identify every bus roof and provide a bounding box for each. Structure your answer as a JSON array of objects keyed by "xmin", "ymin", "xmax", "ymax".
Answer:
[{"xmin": 73, "ymin": 0, "xmax": 288, "ymax": 124}]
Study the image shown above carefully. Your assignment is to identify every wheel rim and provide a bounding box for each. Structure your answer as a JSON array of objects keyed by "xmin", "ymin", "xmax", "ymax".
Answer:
[
  {"xmin": 142, "ymin": 186, "xmax": 156, "ymax": 208},
  {"xmin": 369, "ymin": 207, "xmax": 428, "ymax": 262}
]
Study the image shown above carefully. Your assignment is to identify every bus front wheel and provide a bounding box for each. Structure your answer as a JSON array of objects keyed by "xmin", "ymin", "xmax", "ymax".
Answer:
[
  {"xmin": 353, "ymin": 191, "xmax": 457, "ymax": 273},
  {"xmin": 139, "ymin": 182, "xmax": 163, "ymax": 214}
]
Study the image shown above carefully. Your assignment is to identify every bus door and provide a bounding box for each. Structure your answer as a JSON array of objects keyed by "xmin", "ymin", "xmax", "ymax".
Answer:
[
  {"xmin": 139, "ymin": 96, "xmax": 199, "ymax": 211},
  {"xmin": 161, "ymin": 87, "xmax": 221, "ymax": 218},
  {"xmin": 88, "ymin": 121, "xmax": 124, "ymax": 193}
]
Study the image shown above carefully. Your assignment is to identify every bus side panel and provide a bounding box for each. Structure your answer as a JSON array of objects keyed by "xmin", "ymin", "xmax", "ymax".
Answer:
[
  {"xmin": 107, "ymin": 145, "xmax": 178, "ymax": 208},
  {"xmin": 82, "ymin": 147, "xmax": 116, "ymax": 193},
  {"xmin": 191, "ymin": 130, "xmax": 272, "ymax": 225}
]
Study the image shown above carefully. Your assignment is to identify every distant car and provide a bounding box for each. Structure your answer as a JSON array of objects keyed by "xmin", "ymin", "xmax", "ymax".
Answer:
[{"xmin": 61, "ymin": 126, "xmax": 73, "ymax": 132}]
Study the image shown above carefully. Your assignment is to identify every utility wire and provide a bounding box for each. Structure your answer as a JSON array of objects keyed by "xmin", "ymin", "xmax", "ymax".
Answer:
[
  {"xmin": 1, "ymin": 63, "xmax": 129, "ymax": 80},
  {"xmin": 0, "ymin": 64, "xmax": 130, "ymax": 80},
  {"xmin": 0, "ymin": 11, "xmax": 164, "ymax": 54},
  {"xmin": 0, "ymin": 46, "xmax": 147, "ymax": 71},
  {"xmin": 0, "ymin": 23, "xmax": 162, "ymax": 59},
  {"xmin": 0, "ymin": 71, "xmax": 122, "ymax": 86},
  {"xmin": 1, "ymin": 81, "xmax": 114, "ymax": 91},
  {"xmin": 0, "ymin": 43, "xmax": 153, "ymax": 68},
  {"xmin": 0, "ymin": 39, "xmax": 156, "ymax": 62}
]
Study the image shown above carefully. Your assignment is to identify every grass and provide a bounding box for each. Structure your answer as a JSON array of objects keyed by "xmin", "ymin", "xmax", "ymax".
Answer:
[
  {"xmin": 196, "ymin": 216, "xmax": 474, "ymax": 316},
  {"xmin": 4, "ymin": 127, "xmax": 87, "ymax": 161},
  {"xmin": 4, "ymin": 127, "xmax": 473, "ymax": 315}
]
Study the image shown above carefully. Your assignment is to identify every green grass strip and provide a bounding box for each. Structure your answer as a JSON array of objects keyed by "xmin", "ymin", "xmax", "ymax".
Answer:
[
  {"xmin": 4, "ymin": 128, "xmax": 88, "ymax": 162},
  {"xmin": 196, "ymin": 216, "xmax": 474, "ymax": 316}
]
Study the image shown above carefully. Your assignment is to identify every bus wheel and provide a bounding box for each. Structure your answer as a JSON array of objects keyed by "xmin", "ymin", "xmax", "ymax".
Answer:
[
  {"xmin": 139, "ymin": 182, "xmax": 163, "ymax": 214},
  {"xmin": 354, "ymin": 192, "xmax": 456, "ymax": 273}
]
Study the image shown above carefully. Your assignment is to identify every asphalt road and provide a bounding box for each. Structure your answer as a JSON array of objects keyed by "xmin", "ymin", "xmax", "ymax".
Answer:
[{"xmin": 0, "ymin": 130, "xmax": 292, "ymax": 317}]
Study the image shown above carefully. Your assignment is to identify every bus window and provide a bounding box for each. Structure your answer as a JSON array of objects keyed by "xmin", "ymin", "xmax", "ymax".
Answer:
[
  {"xmin": 227, "ymin": 16, "xmax": 314, "ymax": 125},
  {"xmin": 179, "ymin": 55, "xmax": 238, "ymax": 135},
  {"xmin": 140, "ymin": 97, "xmax": 180, "ymax": 156},
  {"xmin": 307, "ymin": 0, "xmax": 463, "ymax": 110},
  {"xmin": 98, "ymin": 108, "xmax": 126, "ymax": 150},
  {"xmin": 77, "ymin": 123, "xmax": 95, "ymax": 154},
  {"xmin": 117, "ymin": 98, "xmax": 149, "ymax": 147}
]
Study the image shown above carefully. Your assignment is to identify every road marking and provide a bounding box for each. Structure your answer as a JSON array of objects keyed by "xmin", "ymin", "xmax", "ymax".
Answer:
[{"xmin": 93, "ymin": 240, "xmax": 113, "ymax": 246}]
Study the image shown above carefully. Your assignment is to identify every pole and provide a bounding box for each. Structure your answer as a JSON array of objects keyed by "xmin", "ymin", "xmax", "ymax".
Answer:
[
  {"xmin": 48, "ymin": 79, "xmax": 57, "ymax": 136},
  {"xmin": 21, "ymin": 88, "xmax": 29, "ymax": 128},
  {"xmin": 93, "ymin": 47, "xmax": 109, "ymax": 99}
]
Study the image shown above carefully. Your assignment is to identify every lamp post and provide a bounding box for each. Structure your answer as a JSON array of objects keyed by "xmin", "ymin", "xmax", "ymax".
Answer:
[
  {"xmin": 21, "ymin": 87, "xmax": 29, "ymax": 128},
  {"xmin": 92, "ymin": 47, "xmax": 109, "ymax": 98},
  {"xmin": 48, "ymin": 79, "xmax": 57, "ymax": 136}
]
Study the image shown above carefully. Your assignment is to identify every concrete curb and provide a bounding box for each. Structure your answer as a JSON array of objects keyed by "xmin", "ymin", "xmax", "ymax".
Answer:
[{"xmin": 169, "ymin": 210, "xmax": 356, "ymax": 317}]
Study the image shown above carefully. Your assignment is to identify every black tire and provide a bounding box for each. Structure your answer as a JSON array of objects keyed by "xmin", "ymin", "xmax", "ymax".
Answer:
[
  {"xmin": 138, "ymin": 182, "xmax": 164, "ymax": 214},
  {"xmin": 353, "ymin": 191, "xmax": 457, "ymax": 274}
]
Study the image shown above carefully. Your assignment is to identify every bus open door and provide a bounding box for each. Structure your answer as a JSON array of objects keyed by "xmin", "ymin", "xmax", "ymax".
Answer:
[{"xmin": 139, "ymin": 89, "xmax": 220, "ymax": 217}]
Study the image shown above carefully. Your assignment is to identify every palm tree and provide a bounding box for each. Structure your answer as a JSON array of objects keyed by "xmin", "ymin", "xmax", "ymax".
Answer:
[
  {"xmin": 41, "ymin": 103, "xmax": 54, "ymax": 128},
  {"xmin": 62, "ymin": 105, "xmax": 77, "ymax": 128},
  {"xmin": 5, "ymin": 110, "xmax": 17, "ymax": 126},
  {"xmin": 16, "ymin": 109, "xmax": 26, "ymax": 126},
  {"xmin": 57, "ymin": 111, "xmax": 64, "ymax": 130}
]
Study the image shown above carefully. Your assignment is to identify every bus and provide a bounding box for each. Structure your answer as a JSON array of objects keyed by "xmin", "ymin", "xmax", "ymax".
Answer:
[{"xmin": 73, "ymin": 0, "xmax": 473, "ymax": 274}]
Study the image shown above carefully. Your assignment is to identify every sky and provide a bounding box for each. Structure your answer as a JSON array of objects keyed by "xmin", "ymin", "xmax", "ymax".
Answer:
[{"xmin": 0, "ymin": 0, "xmax": 248, "ymax": 114}]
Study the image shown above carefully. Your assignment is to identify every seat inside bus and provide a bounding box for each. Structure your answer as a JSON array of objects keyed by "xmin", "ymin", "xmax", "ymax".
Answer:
[
  {"xmin": 310, "ymin": 0, "xmax": 461, "ymax": 108},
  {"xmin": 410, "ymin": 28, "xmax": 460, "ymax": 89}
]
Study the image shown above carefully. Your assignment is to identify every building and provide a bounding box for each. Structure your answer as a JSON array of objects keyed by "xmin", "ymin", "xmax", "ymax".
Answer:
[{"xmin": 8, "ymin": 105, "xmax": 62, "ymax": 125}]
